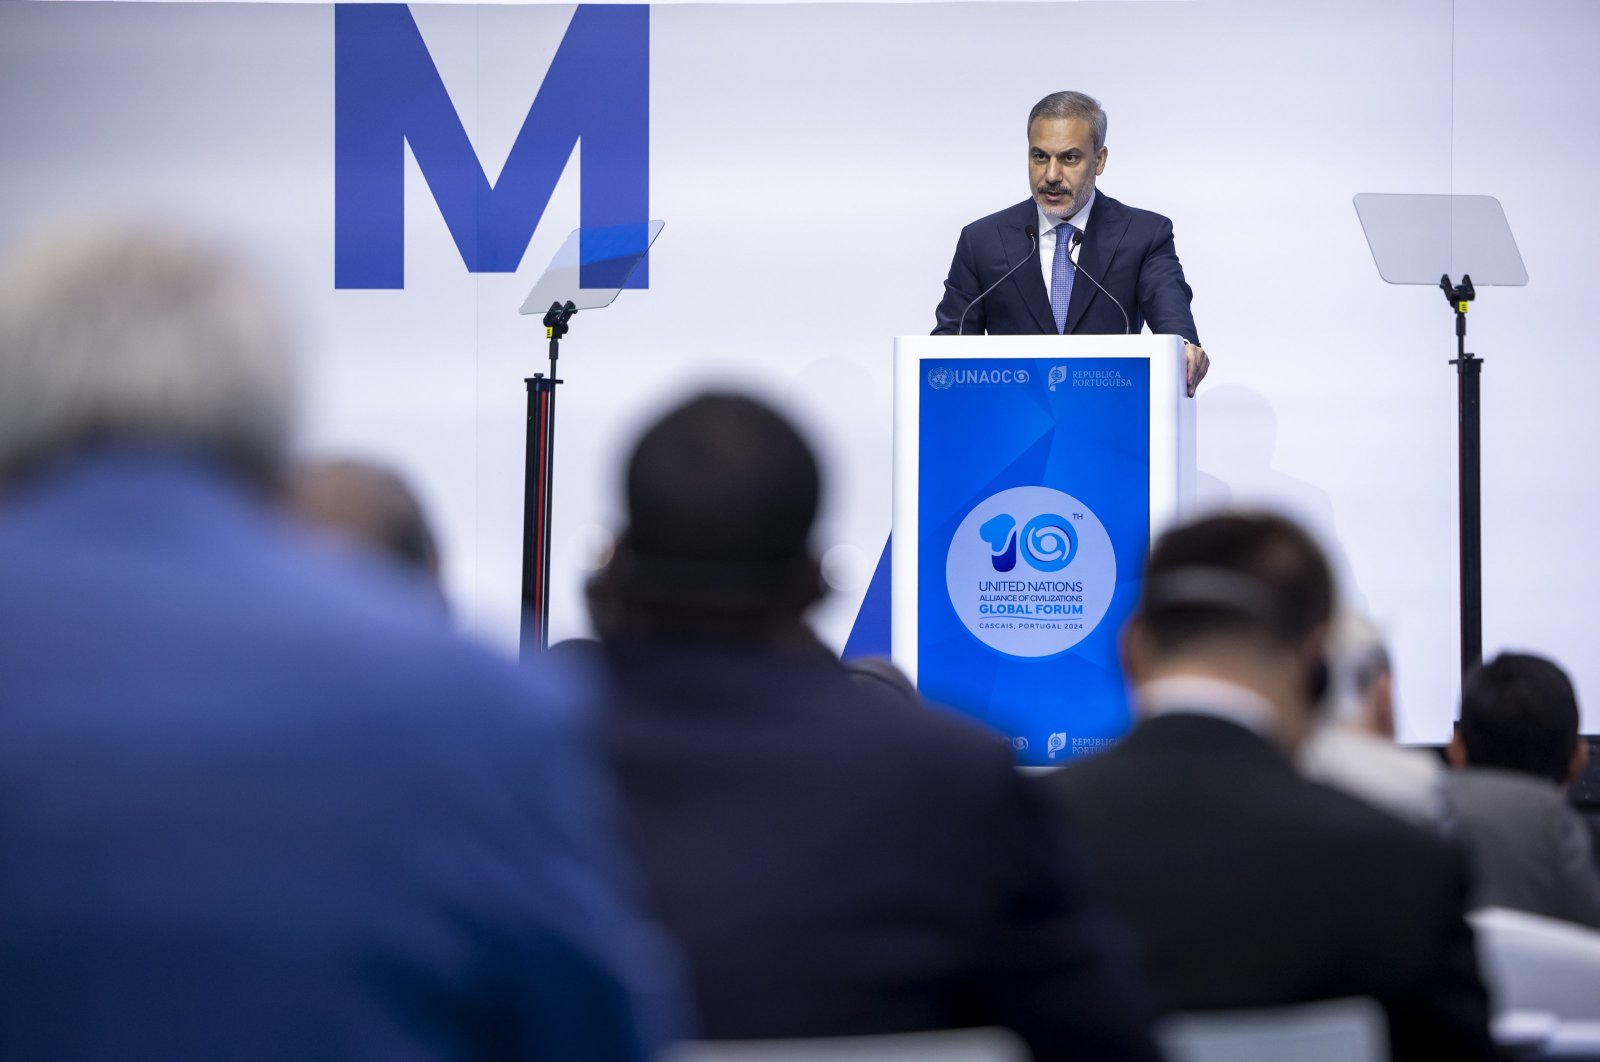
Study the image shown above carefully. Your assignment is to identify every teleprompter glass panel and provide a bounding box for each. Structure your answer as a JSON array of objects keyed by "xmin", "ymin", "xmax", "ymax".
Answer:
[
  {"xmin": 518, "ymin": 220, "xmax": 665, "ymax": 314},
  {"xmin": 1353, "ymin": 194, "xmax": 1526, "ymax": 286}
]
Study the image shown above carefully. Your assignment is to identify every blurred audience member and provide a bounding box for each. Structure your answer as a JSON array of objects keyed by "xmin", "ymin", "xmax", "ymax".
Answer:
[
  {"xmin": 286, "ymin": 456, "xmax": 440, "ymax": 580},
  {"xmin": 1038, "ymin": 511, "xmax": 1501, "ymax": 1062},
  {"xmin": 1444, "ymin": 653, "xmax": 1600, "ymax": 928},
  {"xmin": 1328, "ymin": 608, "xmax": 1397, "ymax": 737},
  {"xmin": 285, "ymin": 455, "xmax": 449, "ymax": 615},
  {"xmin": 0, "ymin": 226, "xmax": 678, "ymax": 1061},
  {"xmin": 1299, "ymin": 607, "xmax": 1443, "ymax": 826},
  {"xmin": 587, "ymin": 393, "xmax": 1162, "ymax": 1062}
]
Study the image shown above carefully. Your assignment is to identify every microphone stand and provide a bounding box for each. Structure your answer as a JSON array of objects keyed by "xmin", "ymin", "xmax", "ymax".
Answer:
[
  {"xmin": 520, "ymin": 299, "xmax": 575, "ymax": 658},
  {"xmin": 1440, "ymin": 273, "xmax": 1482, "ymax": 676},
  {"xmin": 958, "ymin": 227, "xmax": 1037, "ymax": 334},
  {"xmin": 1069, "ymin": 230, "xmax": 1131, "ymax": 335}
]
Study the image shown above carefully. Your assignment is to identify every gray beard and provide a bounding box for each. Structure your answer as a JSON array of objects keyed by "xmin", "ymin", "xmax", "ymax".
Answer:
[{"xmin": 1036, "ymin": 192, "xmax": 1083, "ymax": 220}]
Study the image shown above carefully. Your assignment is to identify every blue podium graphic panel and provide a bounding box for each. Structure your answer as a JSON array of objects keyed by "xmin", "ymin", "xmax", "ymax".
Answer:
[{"xmin": 917, "ymin": 357, "xmax": 1149, "ymax": 765}]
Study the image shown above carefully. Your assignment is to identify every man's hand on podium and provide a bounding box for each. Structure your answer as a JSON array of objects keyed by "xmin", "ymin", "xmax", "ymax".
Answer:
[{"xmin": 1184, "ymin": 342, "xmax": 1209, "ymax": 397}]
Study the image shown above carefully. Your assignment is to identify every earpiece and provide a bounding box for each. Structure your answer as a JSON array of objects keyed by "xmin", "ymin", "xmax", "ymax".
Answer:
[{"xmin": 1142, "ymin": 566, "xmax": 1329, "ymax": 705}]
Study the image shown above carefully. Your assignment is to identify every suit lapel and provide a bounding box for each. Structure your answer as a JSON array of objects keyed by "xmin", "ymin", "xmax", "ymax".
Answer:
[
  {"xmin": 1065, "ymin": 193, "xmax": 1130, "ymax": 336},
  {"xmin": 998, "ymin": 201, "xmax": 1055, "ymax": 335}
]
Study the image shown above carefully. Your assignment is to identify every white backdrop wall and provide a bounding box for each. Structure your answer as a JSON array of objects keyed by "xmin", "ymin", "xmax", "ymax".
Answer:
[{"xmin": 2, "ymin": 0, "xmax": 1596, "ymax": 742}]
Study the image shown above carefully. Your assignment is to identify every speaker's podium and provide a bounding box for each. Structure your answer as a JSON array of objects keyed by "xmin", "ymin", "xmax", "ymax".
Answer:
[{"xmin": 891, "ymin": 333, "xmax": 1194, "ymax": 766}]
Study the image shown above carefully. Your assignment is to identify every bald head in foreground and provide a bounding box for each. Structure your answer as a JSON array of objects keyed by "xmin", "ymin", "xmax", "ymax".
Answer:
[{"xmin": 0, "ymin": 227, "xmax": 678, "ymax": 1061}]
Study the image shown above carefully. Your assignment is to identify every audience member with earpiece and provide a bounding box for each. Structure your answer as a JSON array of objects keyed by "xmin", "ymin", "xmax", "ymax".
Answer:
[
  {"xmin": 1035, "ymin": 510, "xmax": 1504, "ymax": 1062},
  {"xmin": 586, "ymin": 392, "xmax": 1163, "ymax": 1061},
  {"xmin": 1443, "ymin": 652, "xmax": 1600, "ymax": 928}
]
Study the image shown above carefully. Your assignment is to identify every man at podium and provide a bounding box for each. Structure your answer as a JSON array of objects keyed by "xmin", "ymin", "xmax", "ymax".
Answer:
[{"xmin": 932, "ymin": 91, "xmax": 1210, "ymax": 395}]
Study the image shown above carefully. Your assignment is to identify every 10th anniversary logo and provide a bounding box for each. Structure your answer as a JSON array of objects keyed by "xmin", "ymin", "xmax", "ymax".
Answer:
[{"xmin": 944, "ymin": 485, "xmax": 1116, "ymax": 658}]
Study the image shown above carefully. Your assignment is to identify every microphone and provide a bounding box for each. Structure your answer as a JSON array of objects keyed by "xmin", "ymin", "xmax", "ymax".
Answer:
[
  {"xmin": 1069, "ymin": 229, "xmax": 1131, "ymax": 335},
  {"xmin": 957, "ymin": 225, "xmax": 1037, "ymax": 335}
]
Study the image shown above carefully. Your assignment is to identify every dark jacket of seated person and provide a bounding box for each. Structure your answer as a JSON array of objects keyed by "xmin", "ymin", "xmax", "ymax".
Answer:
[
  {"xmin": 585, "ymin": 392, "xmax": 1163, "ymax": 1062},
  {"xmin": 1038, "ymin": 512, "xmax": 1504, "ymax": 1062},
  {"xmin": 1444, "ymin": 652, "xmax": 1600, "ymax": 928}
]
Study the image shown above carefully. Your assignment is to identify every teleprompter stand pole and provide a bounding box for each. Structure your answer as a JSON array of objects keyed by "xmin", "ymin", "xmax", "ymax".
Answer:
[
  {"xmin": 1440, "ymin": 274, "xmax": 1482, "ymax": 677},
  {"xmin": 519, "ymin": 299, "xmax": 576, "ymax": 658}
]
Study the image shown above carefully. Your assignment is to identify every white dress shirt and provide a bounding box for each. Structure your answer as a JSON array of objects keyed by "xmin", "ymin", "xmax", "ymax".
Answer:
[
  {"xmin": 1036, "ymin": 190, "xmax": 1096, "ymax": 305},
  {"xmin": 1136, "ymin": 674, "xmax": 1278, "ymax": 740}
]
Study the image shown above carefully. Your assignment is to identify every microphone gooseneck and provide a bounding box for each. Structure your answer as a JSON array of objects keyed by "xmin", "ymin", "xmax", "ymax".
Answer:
[
  {"xmin": 957, "ymin": 225, "xmax": 1038, "ymax": 336},
  {"xmin": 1069, "ymin": 229, "xmax": 1131, "ymax": 335}
]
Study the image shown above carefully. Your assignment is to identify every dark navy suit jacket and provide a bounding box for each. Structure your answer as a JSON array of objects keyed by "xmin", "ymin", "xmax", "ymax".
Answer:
[
  {"xmin": 0, "ymin": 450, "xmax": 680, "ymax": 1062},
  {"xmin": 598, "ymin": 636, "xmax": 1163, "ymax": 1062},
  {"xmin": 933, "ymin": 194, "xmax": 1200, "ymax": 344},
  {"xmin": 1039, "ymin": 713, "xmax": 1503, "ymax": 1062}
]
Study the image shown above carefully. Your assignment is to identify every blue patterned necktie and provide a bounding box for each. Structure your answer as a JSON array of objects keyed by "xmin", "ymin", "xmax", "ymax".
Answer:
[{"xmin": 1050, "ymin": 222, "xmax": 1076, "ymax": 334}]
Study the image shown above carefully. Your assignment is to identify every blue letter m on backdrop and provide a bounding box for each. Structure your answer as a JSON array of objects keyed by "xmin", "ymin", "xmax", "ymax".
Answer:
[{"xmin": 335, "ymin": 4, "xmax": 649, "ymax": 290}]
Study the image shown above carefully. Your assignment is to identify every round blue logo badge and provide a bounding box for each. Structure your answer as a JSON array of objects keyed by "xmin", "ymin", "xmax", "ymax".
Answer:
[{"xmin": 944, "ymin": 485, "xmax": 1116, "ymax": 658}]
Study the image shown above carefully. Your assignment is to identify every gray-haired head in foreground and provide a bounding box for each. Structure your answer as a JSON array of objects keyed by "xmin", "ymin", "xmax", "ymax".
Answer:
[
  {"xmin": 1028, "ymin": 91, "xmax": 1107, "ymax": 150},
  {"xmin": 0, "ymin": 225, "xmax": 297, "ymax": 489}
]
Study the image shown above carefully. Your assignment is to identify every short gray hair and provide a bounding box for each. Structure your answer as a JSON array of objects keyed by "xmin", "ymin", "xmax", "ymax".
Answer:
[
  {"xmin": 1027, "ymin": 91, "xmax": 1108, "ymax": 150},
  {"xmin": 1327, "ymin": 606, "xmax": 1392, "ymax": 722},
  {"xmin": 0, "ymin": 225, "xmax": 298, "ymax": 487}
]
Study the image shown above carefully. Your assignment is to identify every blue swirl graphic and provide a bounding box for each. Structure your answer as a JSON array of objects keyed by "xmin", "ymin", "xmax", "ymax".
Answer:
[{"xmin": 1021, "ymin": 514, "xmax": 1077, "ymax": 572}]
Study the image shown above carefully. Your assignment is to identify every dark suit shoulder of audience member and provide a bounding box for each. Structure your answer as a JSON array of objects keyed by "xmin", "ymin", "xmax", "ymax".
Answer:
[
  {"xmin": 604, "ymin": 633, "xmax": 1159, "ymax": 1062},
  {"xmin": 1445, "ymin": 652, "xmax": 1600, "ymax": 929},
  {"xmin": 1443, "ymin": 768, "xmax": 1600, "ymax": 928},
  {"xmin": 844, "ymin": 654, "xmax": 923, "ymax": 705},
  {"xmin": 590, "ymin": 393, "xmax": 1162, "ymax": 1062},
  {"xmin": 1045, "ymin": 714, "xmax": 1495, "ymax": 1059},
  {"xmin": 1035, "ymin": 511, "xmax": 1503, "ymax": 1062}
]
